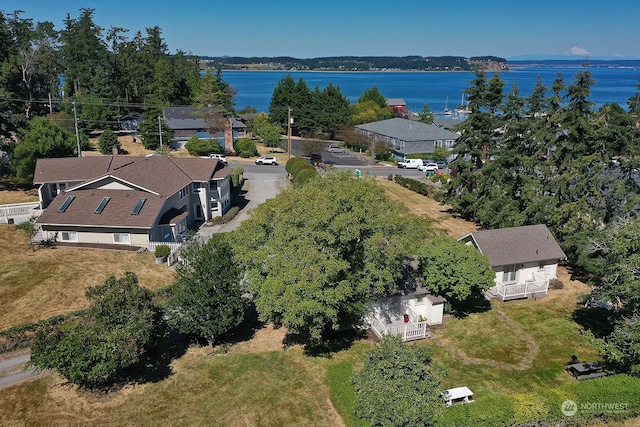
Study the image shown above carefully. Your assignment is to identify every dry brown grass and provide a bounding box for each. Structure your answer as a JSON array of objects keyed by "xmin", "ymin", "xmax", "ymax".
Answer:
[
  {"xmin": 0, "ymin": 187, "xmax": 39, "ymax": 204},
  {"xmin": 0, "ymin": 225, "xmax": 174, "ymax": 330},
  {"xmin": 376, "ymin": 178, "xmax": 478, "ymax": 237}
]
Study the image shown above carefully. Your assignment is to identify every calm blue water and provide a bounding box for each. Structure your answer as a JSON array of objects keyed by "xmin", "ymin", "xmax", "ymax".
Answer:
[{"xmin": 222, "ymin": 67, "xmax": 640, "ymax": 114}]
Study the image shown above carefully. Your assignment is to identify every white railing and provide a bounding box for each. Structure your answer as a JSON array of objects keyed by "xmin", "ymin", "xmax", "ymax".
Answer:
[
  {"xmin": 406, "ymin": 306, "xmax": 420, "ymax": 324},
  {"xmin": 148, "ymin": 241, "xmax": 184, "ymax": 253},
  {"xmin": 496, "ymin": 277, "xmax": 549, "ymax": 300},
  {"xmin": 0, "ymin": 202, "xmax": 41, "ymax": 224},
  {"xmin": 369, "ymin": 316, "xmax": 429, "ymax": 342}
]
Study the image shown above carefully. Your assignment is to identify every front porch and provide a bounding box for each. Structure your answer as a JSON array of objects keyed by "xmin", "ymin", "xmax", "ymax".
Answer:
[{"xmin": 368, "ymin": 306, "xmax": 433, "ymax": 342}]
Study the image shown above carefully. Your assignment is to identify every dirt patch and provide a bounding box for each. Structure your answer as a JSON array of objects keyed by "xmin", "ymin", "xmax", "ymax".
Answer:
[
  {"xmin": 227, "ymin": 324, "xmax": 299, "ymax": 354},
  {"xmin": 376, "ymin": 178, "xmax": 478, "ymax": 237}
]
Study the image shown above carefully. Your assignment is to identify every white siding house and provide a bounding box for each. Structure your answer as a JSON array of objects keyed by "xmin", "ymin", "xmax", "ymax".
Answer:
[{"xmin": 458, "ymin": 225, "xmax": 567, "ymax": 301}]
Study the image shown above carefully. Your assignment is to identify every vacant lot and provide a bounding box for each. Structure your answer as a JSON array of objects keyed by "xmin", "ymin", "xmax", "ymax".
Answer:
[{"xmin": 0, "ymin": 225, "xmax": 174, "ymax": 330}]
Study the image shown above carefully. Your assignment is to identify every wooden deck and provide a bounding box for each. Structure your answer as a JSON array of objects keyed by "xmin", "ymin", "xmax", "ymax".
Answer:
[{"xmin": 369, "ymin": 317, "xmax": 434, "ymax": 342}]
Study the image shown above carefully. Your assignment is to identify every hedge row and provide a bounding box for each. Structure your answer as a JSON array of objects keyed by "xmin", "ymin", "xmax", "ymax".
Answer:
[
  {"xmin": 394, "ymin": 175, "xmax": 431, "ymax": 197},
  {"xmin": 286, "ymin": 157, "xmax": 317, "ymax": 186},
  {"xmin": 0, "ymin": 310, "xmax": 87, "ymax": 354},
  {"xmin": 0, "ymin": 285, "xmax": 177, "ymax": 355}
]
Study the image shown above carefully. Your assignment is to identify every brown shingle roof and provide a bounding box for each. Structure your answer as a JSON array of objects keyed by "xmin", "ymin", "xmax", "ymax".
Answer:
[
  {"xmin": 36, "ymin": 189, "xmax": 165, "ymax": 228},
  {"xmin": 459, "ymin": 224, "xmax": 566, "ymax": 268}
]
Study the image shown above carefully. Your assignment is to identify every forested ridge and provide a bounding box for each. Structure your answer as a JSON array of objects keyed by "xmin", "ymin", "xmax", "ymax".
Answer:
[{"xmin": 200, "ymin": 55, "xmax": 508, "ymax": 71}]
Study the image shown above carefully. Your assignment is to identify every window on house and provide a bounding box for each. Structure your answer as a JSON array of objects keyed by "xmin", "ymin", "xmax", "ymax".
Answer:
[
  {"xmin": 113, "ymin": 233, "xmax": 130, "ymax": 244},
  {"xmin": 179, "ymin": 185, "xmax": 190, "ymax": 199},
  {"xmin": 192, "ymin": 182, "xmax": 201, "ymax": 192},
  {"xmin": 209, "ymin": 181, "xmax": 218, "ymax": 191},
  {"xmin": 60, "ymin": 231, "xmax": 77, "ymax": 242},
  {"xmin": 502, "ymin": 265, "xmax": 518, "ymax": 284}
]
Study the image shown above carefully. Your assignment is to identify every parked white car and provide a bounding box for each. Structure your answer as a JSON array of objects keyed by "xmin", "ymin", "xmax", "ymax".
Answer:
[
  {"xmin": 326, "ymin": 145, "xmax": 346, "ymax": 153},
  {"xmin": 418, "ymin": 163, "xmax": 439, "ymax": 172},
  {"xmin": 255, "ymin": 156, "xmax": 278, "ymax": 165},
  {"xmin": 208, "ymin": 153, "xmax": 228, "ymax": 165}
]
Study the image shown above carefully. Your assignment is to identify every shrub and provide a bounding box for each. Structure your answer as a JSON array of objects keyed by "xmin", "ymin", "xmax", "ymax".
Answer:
[
  {"xmin": 230, "ymin": 167, "xmax": 244, "ymax": 188},
  {"xmin": 549, "ymin": 278, "xmax": 564, "ymax": 289},
  {"xmin": 394, "ymin": 175, "xmax": 431, "ymax": 197},
  {"xmin": 184, "ymin": 136, "xmax": 224, "ymax": 157},
  {"xmin": 97, "ymin": 129, "xmax": 121, "ymax": 154},
  {"xmin": 154, "ymin": 244, "xmax": 171, "ymax": 258},
  {"xmin": 286, "ymin": 157, "xmax": 309, "ymax": 174},
  {"xmin": 234, "ymin": 138, "xmax": 258, "ymax": 157},
  {"xmin": 293, "ymin": 167, "xmax": 317, "ymax": 185}
]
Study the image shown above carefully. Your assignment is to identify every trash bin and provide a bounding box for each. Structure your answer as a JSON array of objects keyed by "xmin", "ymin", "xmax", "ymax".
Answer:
[{"xmin": 403, "ymin": 314, "xmax": 409, "ymax": 323}]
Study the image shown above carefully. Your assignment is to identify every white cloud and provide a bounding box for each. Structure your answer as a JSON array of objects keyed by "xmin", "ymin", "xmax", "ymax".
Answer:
[{"xmin": 569, "ymin": 46, "xmax": 592, "ymax": 56}]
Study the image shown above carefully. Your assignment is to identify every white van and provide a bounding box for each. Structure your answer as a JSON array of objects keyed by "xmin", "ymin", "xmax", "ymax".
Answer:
[{"xmin": 397, "ymin": 158, "xmax": 423, "ymax": 169}]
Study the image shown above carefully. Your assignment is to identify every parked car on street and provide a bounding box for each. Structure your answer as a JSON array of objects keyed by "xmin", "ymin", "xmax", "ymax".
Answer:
[
  {"xmin": 208, "ymin": 153, "xmax": 228, "ymax": 165},
  {"xmin": 418, "ymin": 162, "xmax": 439, "ymax": 172},
  {"xmin": 326, "ymin": 145, "xmax": 346, "ymax": 153},
  {"xmin": 255, "ymin": 156, "xmax": 278, "ymax": 165},
  {"xmin": 436, "ymin": 161, "xmax": 447, "ymax": 169}
]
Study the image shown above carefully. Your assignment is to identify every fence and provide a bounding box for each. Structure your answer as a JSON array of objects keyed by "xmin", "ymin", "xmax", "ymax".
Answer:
[
  {"xmin": 0, "ymin": 202, "xmax": 41, "ymax": 224},
  {"xmin": 148, "ymin": 235, "xmax": 204, "ymax": 267}
]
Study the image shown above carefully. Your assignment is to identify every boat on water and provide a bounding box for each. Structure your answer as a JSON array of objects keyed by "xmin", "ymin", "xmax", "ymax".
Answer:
[
  {"xmin": 455, "ymin": 94, "xmax": 471, "ymax": 114},
  {"xmin": 443, "ymin": 96, "xmax": 453, "ymax": 115}
]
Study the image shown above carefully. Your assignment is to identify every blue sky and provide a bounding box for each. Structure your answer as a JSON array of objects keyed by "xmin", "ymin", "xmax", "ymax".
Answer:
[{"xmin": 6, "ymin": 0, "xmax": 640, "ymax": 59}]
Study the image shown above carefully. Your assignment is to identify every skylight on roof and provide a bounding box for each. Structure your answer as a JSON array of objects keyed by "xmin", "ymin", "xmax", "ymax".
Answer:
[
  {"xmin": 57, "ymin": 196, "xmax": 75, "ymax": 213},
  {"xmin": 132, "ymin": 198, "xmax": 146, "ymax": 215},
  {"xmin": 94, "ymin": 197, "xmax": 111, "ymax": 214}
]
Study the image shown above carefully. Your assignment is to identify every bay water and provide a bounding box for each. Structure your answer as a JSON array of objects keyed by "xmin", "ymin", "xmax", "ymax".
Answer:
[{"xmin": 222, "ymin": 67, "xmax": 640, "ymax": 114}]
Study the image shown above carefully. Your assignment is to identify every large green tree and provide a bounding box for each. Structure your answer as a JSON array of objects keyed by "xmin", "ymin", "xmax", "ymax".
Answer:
[
  {"xmin": 417, "ymin": 236, "xmax": 495, "ymax": 302},
  {"xmin": 354, "ymin": 334, "xmax": 445, "ymax": 427},
  {"xmin": 168, "ymin": 235, "xmax": 245, "ymax": 346},
  {"xmin": 30, "ymin": 272, "xmax": 164, "ymax": 387},
  {"xmin": 10, "ymin": 116, "xmax": 78, "ymax": 184},
  {"xmin": 232, "ymin": 172, "xmax": 433, "ymax": 341}
]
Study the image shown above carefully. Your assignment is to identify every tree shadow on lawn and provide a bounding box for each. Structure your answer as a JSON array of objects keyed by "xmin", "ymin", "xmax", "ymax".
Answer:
[
  {"xmin": 283, "ymin": 327, "xmax": 369, "ymax": 358},
  {"xmin": 447, "ymin": 294, "xmax": 492, "ymax": 319},
  {"xmin": 121, "ymin": 328, "xmax": 191, "ymax": 386},
  {"xmin": 571, "ymin": 306, "xmax": 616, "ymax": 339}
]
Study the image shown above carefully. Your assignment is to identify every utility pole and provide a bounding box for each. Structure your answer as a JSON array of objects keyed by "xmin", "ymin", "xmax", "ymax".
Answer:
[
  {"xmin": 158, "ymin": 116, "xmax": 163, "ymax": 150},
  {"xmin": 72, "ymin": 100, "xmax": 82, "ymax": 157},
  {"xmin": 287, "ymin": 107, "xmax": 292, "ymax": 161}
]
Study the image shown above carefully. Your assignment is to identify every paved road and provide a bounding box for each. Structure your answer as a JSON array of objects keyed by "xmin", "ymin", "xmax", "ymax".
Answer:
[{"xmin": 0, "ymin": 351, "xmax": 38, "ymax": 390}]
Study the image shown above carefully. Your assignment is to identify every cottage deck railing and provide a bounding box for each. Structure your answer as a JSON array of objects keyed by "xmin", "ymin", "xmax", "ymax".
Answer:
[
  {"xmin": 496, "ymin": 271, "xmax": 549, "ymax": 300},
  {"xmin": 369, "ymin": 310, "xmax": 429, "ymax": 342}
]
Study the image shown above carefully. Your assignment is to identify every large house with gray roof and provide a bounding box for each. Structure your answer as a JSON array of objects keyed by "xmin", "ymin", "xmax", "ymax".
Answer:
[
  {"xmin": 33, "ymin": 155, "xmax": 231, "ymax": 248},
  {"xmin": 163, "ymin": 107, "xmax": 246, "ymax": 152},
  {"xmin": 354, "ymin": 117, "xmax": 459, "ymax": 159},
  {"xmin": 459, "ymin": 225, "xmax": 567, "ymax": 301}
]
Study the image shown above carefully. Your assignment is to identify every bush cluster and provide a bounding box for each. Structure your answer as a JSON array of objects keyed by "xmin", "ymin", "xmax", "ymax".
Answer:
[
  {"xmin": 394, "ymin": 175, "xmax": 431, "ymax": 197},
  {"xmin": 234, "ymin": 138, "xmax": 258, "ymax": 158},
  {"xmin": 184, "ymin": 136, "xmax": 225, "ymax": 157},
  {"xmin": 210, "ymin": 206, "xmax": 240, "ymax": 224},
  {"xmin": 286, "ymin": 157, "xmax": 317, "ymax": 186}
]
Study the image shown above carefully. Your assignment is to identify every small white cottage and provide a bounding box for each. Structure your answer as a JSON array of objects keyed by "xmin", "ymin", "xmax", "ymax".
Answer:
[
  {"xmin": 458, "ymin": 224, "xmax": 567, "ymax": 301},
  {"xmin": 366, "ymin": 257, "xmax": 446, "ymax": 342}
]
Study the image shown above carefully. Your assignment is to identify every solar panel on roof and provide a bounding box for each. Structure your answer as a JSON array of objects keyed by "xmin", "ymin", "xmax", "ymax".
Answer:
[
  {"xmin": 132, "ymin": 198, "xmax": 146, "ymax": 215},
  {"xmin": 94, "ymin": 197, "xmax": 111, "ymax": 214},
  {"xmin": 57, "ymin": 196, "xmax": 75, "ymax": 213}
]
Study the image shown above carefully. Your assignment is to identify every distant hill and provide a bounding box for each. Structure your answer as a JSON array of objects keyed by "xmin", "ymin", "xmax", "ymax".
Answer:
[{"xmin": 199, "ymin": 55, "xmax": 508, "ymax": 72}]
